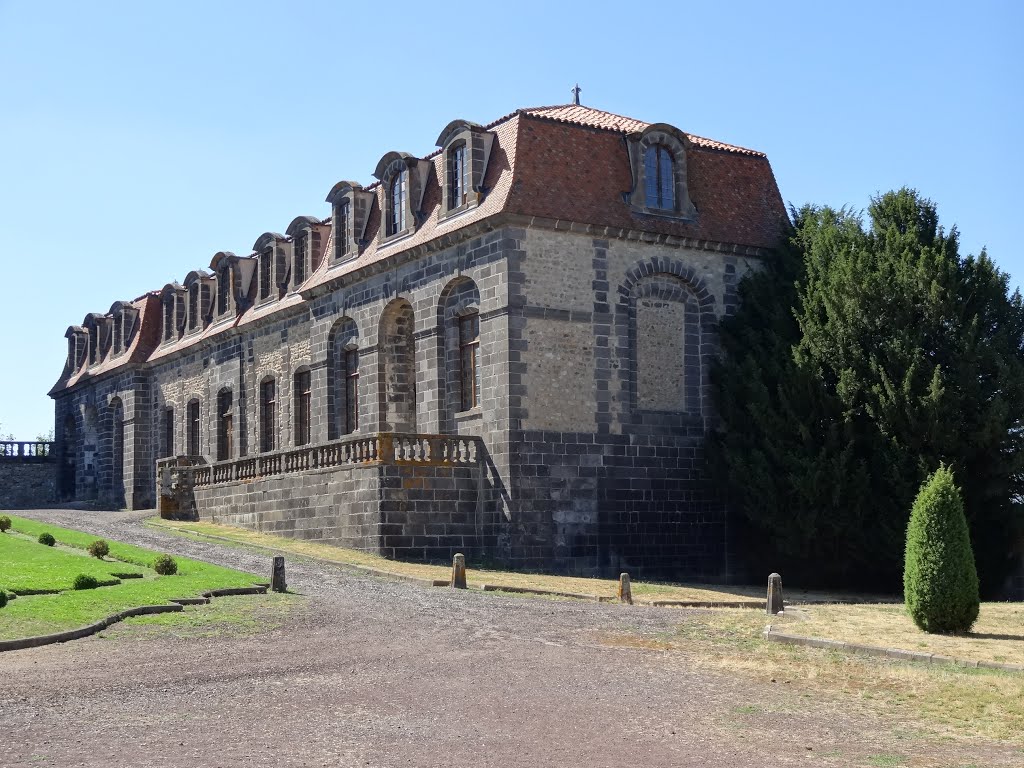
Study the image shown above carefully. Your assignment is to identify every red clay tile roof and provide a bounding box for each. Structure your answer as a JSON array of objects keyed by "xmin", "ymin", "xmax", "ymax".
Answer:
[{"xmin": 52, "ymin": 103, "xmax": 787, "ymax": 393}]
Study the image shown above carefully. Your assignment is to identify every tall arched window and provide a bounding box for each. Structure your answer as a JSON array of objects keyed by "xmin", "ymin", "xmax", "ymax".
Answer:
[
  {"xmin": 259, "ymin": 378, "xmax": 276, "ymax": 453},
  {"xmin": 217, "ymin": 389, "xmax": 233, "ymax": 461},
  {"xmin": 459, "ymin": 314, "xmax": 480, "ymax": 411},
  {"xmin": 387, "ymin": 171, "xmax": 406, "ymax": 236},
  {"xmin": 327, "ymin": 317, "xmax": 359, "ymax": 440},
  {"xmin": 294, "ymin": 369, "xmax": 312, "ymax": 446},
  {"xmin": 187, "ymin": 400, "xmax": 201, "ymax": 456},
  {"xmin": 344, "ymin": 349, "xmax": 359, "ymax": 435},
  {"xmin": 644, "ymin": 145, "xmax": 675, "ymax": 211}
]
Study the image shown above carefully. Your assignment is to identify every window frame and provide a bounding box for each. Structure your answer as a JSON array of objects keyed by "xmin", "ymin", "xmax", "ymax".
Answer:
[
  {"xmin": 294, "ymin": 369, "xmax": 312, "ymax": 447},
  {"xmin": 344, "ymin": 348, "xmax": 359, "ymax": 434},
  {"xmin": 186, "ymin": 400, "xmax": 201, "ymax": 457},
  {"xmin": 447, "ymin": 141, "xmax": 469, "ymax": 211},
  {"xmin": 216, "ymin": 389, "xmax": 233, "ymax": 462},
  {"xmin": 458, "ymin": 313, "xmax": 481, "ymax": 412},
  {"xmin": 259, "ymin": 378, "xmax": 276, "ymax": 453},
  {"xmin": 163, "ymin": 407, "xmax": 174, "ymax": 458}
]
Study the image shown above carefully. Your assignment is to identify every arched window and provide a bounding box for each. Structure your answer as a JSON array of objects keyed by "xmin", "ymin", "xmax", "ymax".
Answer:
[
  {"xmin": 327, "ymin": 317, "xmax": 359, "ymax": 440},
  {"xmin": 459, "ymin": 313, "xmax": 480, "ymax": 411},
  {"xmin": 187, "ymin": 399, "xmax": 201, "ymax": 456},
  {"xmin": 259, "ymin": 378, "xmax": 276, "ymax": 453},
  {"xmin": 163, "ymin": 407, "xmax": 174, "ymax": 458},
  {"xmin": 387, "ymin": 170, "xmax": 407, "ymax": 236},
  {"xmin": 294, "ymin": 369, "xmax": 312, "ymax": 447},
  {"xmin": 217, "ymin": 389, "xmax": 233, "ymax": 461},
  {"xmin": 378, "ymin": 299, "xmax": 417, "ymax": 432},
  {"xmin": 644, "ymin": 145, "xmax": 675, "ymax": 211}
]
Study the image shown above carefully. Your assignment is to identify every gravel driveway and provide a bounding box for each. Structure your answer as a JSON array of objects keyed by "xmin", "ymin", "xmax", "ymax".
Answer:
[{"xmin": 0, "ymin": 508, "xmax": 1016, "ymax": 767}]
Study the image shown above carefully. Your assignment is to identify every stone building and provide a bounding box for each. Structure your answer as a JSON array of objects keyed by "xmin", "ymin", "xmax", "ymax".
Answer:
[{"xmin": 50, "ymin": 103, "xmax": 787, "ymax": 579}]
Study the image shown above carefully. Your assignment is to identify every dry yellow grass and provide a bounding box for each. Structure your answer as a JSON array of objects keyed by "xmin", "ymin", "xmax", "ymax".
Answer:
[
  {"xmin": 600, "ymin": 609, "xmax": 1024, "ymax": 746},
  {"xmin": 776, "ymin": 601, "xmax": 1024, "ymax": 666},
  {"xmin": 148, "ymin": 518, "xmax": 760, "ymax": 602}
]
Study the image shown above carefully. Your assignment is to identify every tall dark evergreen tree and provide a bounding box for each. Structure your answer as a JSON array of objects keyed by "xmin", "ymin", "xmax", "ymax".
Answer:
[{"xmin": 711, "ymin": 189, "xmax": 1024, "ymax": 595}]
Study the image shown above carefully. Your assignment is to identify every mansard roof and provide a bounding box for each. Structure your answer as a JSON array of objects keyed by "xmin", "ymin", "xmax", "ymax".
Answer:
[{"xmin": 51, "ymin": 101, "xmax": 788, "ymax": 394}]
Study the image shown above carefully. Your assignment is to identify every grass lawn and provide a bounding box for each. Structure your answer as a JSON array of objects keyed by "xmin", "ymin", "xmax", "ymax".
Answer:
[
  {"xmin": 775, "ymin": 601, "xmax": 1024, "ymax": 666},
  {"xmin": 601, "ymin": 608, "xmax": 1024, "ymax": 746},
  {"xmin": 149, "ymin": 518, "xmax": 771, "ymax": 602},
  {"xmin": 0, "ymin": 533, "xmax": 144, "ymax": 593},
  {"xmin": 0, "ymin": 515, "xmax": 265, "ymax": 640}
]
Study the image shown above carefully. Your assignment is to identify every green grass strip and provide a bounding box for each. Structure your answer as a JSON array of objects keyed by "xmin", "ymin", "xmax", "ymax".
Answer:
[
  {"xmin": 0, "ymin": 515, "xmax": 264, "ymax": 641},
  {"xmin": 0, "ymin": 534, "xmax": 144, "ymax": 592}
]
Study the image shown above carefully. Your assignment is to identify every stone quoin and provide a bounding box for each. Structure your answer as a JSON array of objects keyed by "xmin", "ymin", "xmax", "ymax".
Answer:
[{"xmin": 49, "ymin": 103, "xmax": 787, "ymax": 580}]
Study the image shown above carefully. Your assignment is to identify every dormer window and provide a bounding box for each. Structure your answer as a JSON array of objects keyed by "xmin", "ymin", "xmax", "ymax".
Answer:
[
  {"xmin": 88, "ymin": 325, "xmax": 98, "ymax": 365},
  {"xmin": 217, "ymin": 271, "xmax": 231, "ymax": 315},
  {"xmin": 209, "ymin": 252, "xmax": 248, "ymax": 319},
  {"xmin": 644, "ymin": 145, "xmax": 675, "ymax": 210},
  {"xmin": 325, "ymin": 184, "xmax": 372, "ymax": 262},
  {"xmin": 387, "ymin": 170, "xmax": 407, "ymax": 236},
  {"xmin": 65, "ymin": 327, "xmax": 88, "ymax": 371},
  {"xmin": 163, "ymin": 297, "xmax": 175, "ymax": 342},
  {"xmin": 259, "ymin": 248, "xmax": 273, "ymax": 300},
  {"xmin": 188, "ymin": 284, "xmax": 200, "ymax": 330},
  {"xmin": 435, "ymin": 120, "xmax": 495, "ymax": 218},
  {"xmin": 112, "ymin": 317, "xmax": 122, "ymax": 355},
  {"xmin": 337, "ymin": 201, "xmax": 350, "ymax": 259},
  {"xmin": 372, "ymin": 152, "xmax": 431, "ymax": 244},
  {"xmin": 293, "ymin": 232, "xmax": 307, "ymax": 286},
  {"xmin": 448, "ymin": 143, "xmax": 468, "ymax": 210},
  {"xmin": 625, "ymin": 123, "xmax": 697, "ymax": 220}
]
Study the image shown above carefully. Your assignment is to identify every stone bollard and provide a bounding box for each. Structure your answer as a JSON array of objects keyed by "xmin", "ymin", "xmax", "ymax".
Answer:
[
  {"xmin": 451, "ymin": 553, "xmax": 467, "ymax": 589},
  {"xmin": 271, "ymin": 556, "xmax": 287, "ymax": 593},
  {"xmin": 617, "ymin": 572, "xmax": 633, "ymax": 605},
  {"xmin": 766, "ymin": 572, "xmax": 783, "ymax": 615}
]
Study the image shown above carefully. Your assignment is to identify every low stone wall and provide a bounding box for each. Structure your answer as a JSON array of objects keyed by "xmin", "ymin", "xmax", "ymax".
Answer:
[
  {"xmin": 0, "ymin": 463, "xmax": 56, "ymax": 509},
  {"xmin": 192, "ymin": 462, "xmax": 489, "ymax": 563}
]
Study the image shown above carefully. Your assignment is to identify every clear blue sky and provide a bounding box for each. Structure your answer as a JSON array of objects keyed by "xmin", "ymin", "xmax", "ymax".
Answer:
[{"xmin": 1, "ymin": 1, "xmax": 1021, "ymax": 440}]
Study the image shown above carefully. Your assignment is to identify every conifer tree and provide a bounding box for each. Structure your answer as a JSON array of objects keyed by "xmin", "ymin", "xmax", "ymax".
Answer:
[
  {"xmin": 903, "ymin": 465, "xmax": 979, "ymax": 633},
  {"xmin": 712, "ymin": 189, "xmax": 1024, "ymax": 594}
]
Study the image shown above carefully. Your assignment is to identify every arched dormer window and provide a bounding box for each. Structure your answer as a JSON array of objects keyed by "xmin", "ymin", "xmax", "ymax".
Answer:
[
  {"xmin": 388, "ymin": 171, "xmax": 406, "ymax": 236},
  {"xmin": 160, "ymin": 284, "xmax": 185, "ymax": 343},
  {"xmin": 325, "ymin": 182, "xmax": 373, "ymax": 262},
  {"xmin": 83, "ymin": 315, "xmax": 102, "ymax": 366},
  {"xmin": 625, "ymin": 123, "xmax": 697, "ymax": 220},
  {"xmin": 435, "ymin": 119, "xmax": 494, "ymax": 218},
  {"xmin": 644, "ymin": 144, "xmax": 675, "ymax": 210},
  {"xmin": 209, "ymin": 252, "xmax": 253, "ymax": 319},
  {"xmin": 252, "ymin": 233, "xmax": 288, "ymax": 303},
  {"xmin": 107, "ymin": 301, "xmax": 139, "ymax": 356},
  {"xmin": 285, "ymin": 216, "xmax": 326, "ymax": 288},
  {"xmin": 65, "ymin": 326, "xmax": 88, "ymax": 371},
  {"xmin": 183, "ymin": 270, "xmax": 212, "ymax": 333},
  {"xmin": 372, "ymin": 152, "xmax": 431, "ymax": 244}
]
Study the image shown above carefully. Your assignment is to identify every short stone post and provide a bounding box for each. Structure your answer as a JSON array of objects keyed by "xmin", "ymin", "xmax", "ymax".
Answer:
[
  {"xmin": 451, "ymin": 553, "xmax": 467, "ymax": 589},
  {"xmin": 617, "ymin": 572, "xmax": 633, "ymax": 605},
  {"xmin": 766, "ymin": 572, "xmax": 783, "ymax": 615},
  {"xmin": 271, "ymin": 556, "xmax": 287, "ymax": 593}
]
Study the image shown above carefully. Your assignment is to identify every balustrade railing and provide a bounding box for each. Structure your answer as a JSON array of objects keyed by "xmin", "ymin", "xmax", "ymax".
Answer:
[
  {"xmin": 180, "ymin": 432, "xmax": 482, "ymax": 489},
  {"xmin": 0, "ymin": 441, "xmax": 55, "ymax": 462}
]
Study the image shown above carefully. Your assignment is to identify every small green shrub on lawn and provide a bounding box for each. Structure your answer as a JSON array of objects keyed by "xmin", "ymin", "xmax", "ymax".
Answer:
[
  {"xmin": 153, "ymin": 555, "xmax": 178, "ymax": 575},
  {"xmin": 87, "ymin": 539, "xmax": 110, "ymax": 559},
  {"xmin": 903, "ymin": 465, "xmax": 980, "ymax": 633},
  {"xmin": 0, "ymin": 515, "xmax": 11, "ymax": 533},
  {"xmin": 73, "ymin": 574, "xmax": 99, "ymax": 590},
  {"xmin": 0, "ymin": 590, "xmax": 7, "ymax": 609},
  {"xmin": 38, "ymin": 532, "xmax": 56, "ymax": 547}
]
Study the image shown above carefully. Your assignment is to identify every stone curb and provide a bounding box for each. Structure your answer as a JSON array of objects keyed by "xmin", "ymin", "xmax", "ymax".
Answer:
[
  {"xmin": 480, "ymin": 584, "xmax": 614, "ymax": 602},
  {"xmin": 645, "ymin": 599, "xmax": 763, "ymax": 609},
  {"xmin": 0, "ymin": 585, "xmax": 270, "ymax": 654},
  {"xmin": 763, "ymin": 625, "xmax": 1024, "ymax": 672}
]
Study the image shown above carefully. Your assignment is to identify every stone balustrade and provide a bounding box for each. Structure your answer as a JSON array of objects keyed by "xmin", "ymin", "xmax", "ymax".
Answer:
[
  {"xmin": 0, "ymin": 441, "xmax": 55, "ymax": 463},
  {"xmin": 158, "ymin": 432, "xmax": 482, "ymax": 491}
]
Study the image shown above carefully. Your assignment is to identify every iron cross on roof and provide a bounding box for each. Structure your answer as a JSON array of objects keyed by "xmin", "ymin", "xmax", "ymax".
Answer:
[{"xmin": 571, "ymin": 83, "xmax": 582, "ymax": 106}]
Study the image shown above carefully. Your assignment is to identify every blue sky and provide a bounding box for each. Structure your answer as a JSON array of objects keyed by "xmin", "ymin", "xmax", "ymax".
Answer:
[{"xmin": 0, "ymin": 1, "xmax": 1021, "ymax": 439}]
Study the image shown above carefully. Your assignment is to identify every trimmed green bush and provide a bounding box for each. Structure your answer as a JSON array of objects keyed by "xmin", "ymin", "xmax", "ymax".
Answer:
[
  {"xmin": 0, "ymin": 590, "xmax": 7, "ymax": 609},
  {"xmin": 153, "ymin": 554, "xmax": 178, "ymax": 576},
  {"xmin": 903, "ymin": 465, "xmax": 980, "ymax": 633},
  {"xmin": 87, "ymin": 539, "xmax": 110, "ymax": 559},
  {"xmin": 73, "ymin": 574, "xmax": 99, "ymax": 590},
  {"xmin": 37, "ymin": 532, "xmax": 56, "ymax": 547},
  {"xmin": 0, "ymin": 516, "xmax": 11, "ymax": 533}
]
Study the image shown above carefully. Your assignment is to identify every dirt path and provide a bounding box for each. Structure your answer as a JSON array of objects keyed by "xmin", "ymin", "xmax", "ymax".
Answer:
[{"xmin": 0, "ymin": 508, "xmax": 1017, "ymax": 767}]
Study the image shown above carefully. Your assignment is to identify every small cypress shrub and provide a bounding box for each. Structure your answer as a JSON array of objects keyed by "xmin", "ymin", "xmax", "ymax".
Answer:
[
  {"xmin": 0, "ymin": 516, "xmax": 11, "ymax": 533},
  {"xmin": 153, "ymin": 554, "xmax": 178, "ymax": 576},
  {"xmin": 73, "ymin": 574, "xmax": 99, "ymax": 590},
  {"xmin": 903, "ymin": 465, "xmax": 980, "ymax": 633},
  {"xmin": 38, "ymin": 532, "xmax": 56, "ymax": 547},
  {"xmin": 87, "ymin": 539, "xmax": 110, "ymax": 559}
]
